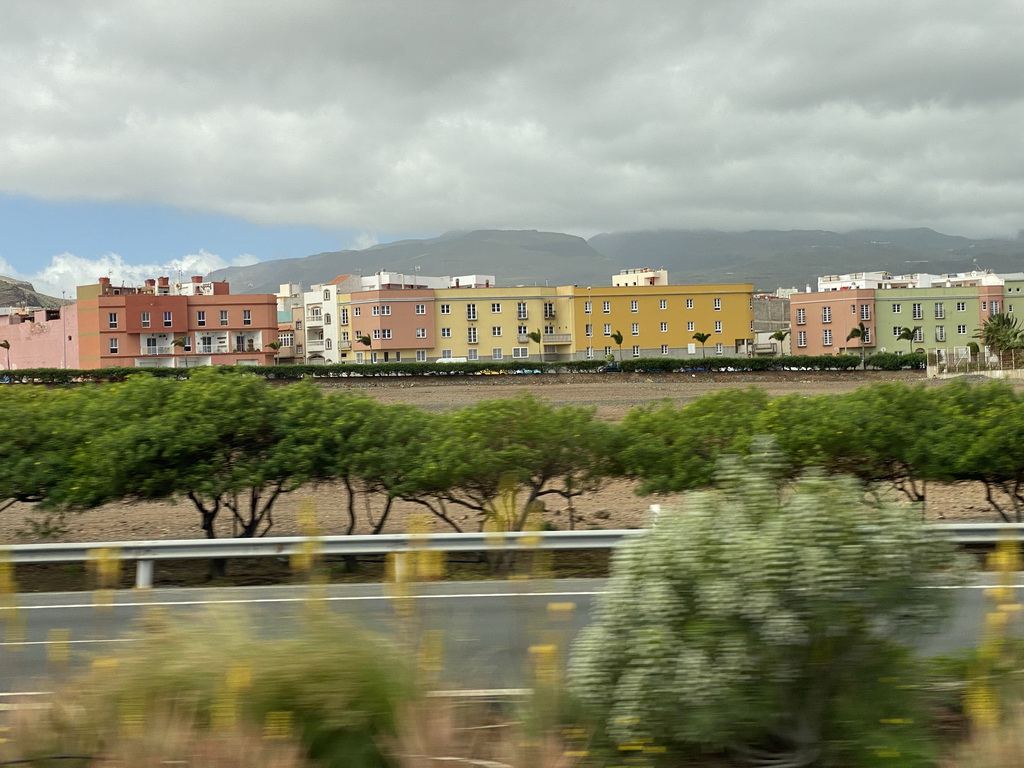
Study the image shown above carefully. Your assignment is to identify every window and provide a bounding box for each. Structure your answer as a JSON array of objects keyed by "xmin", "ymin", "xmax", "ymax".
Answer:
[
  {"xmin": 630, "ymin": 300, "xmax": 638, "ymax": 313},
  {"xmin": 687, "ymin": 321, "xmax": 695, "ymax": 332},
  {"xmin": 713, "ymin": 298, "xmax": 722, "ymax": 311},
  {"xmin": 604, "ymin": 346, "xmax": 612, "ymax": 357},
  {"xmin": 372, "ymin": 329, "xmax": 381, "ymax": 339},
  {"xmin": 602, "ymin": 301, "xmax": 611, "ymax": 314},
  {"xmin": 372, "ymin": 306, "xmax": 380, "ymax": 316},
  {"xmin": 797, "ymin": 331, "xmax": 807, "ymax": 347},
  {"xmin": 957, "ymin": 302, "xmax": 966, "ymax": 312},
  {"xmin": 354, "ymin": 307, "xmax": 361, "ymax": 316},
  {"xmin": 686, "ymin": 299, "xmax": 694, "ymax": 309},
  {"xmin": 823, "ymin": 329, "xmax": 833, "ymax": 346},
  {"xmin": 958, "ymin": 324, "xmax": 967, "ymax": 334},
  {"xmin": 851, "ymin": 304, "xmax": 857, "ymax": 315},
  {"xmin": 382, "ymin": 329, "xmax": 392, "ymax": 339},
  {"xmin": 441, "ymin": 349, "xmax": 452, "ymax": 359},
  {"xmin": 518, "ymin": 325, "xmax": 528, "ymax": 336},
  {"xmin": 912, "ymin": 303, "xmax": 923, "ymax": 320},
  {"xmin": 355, "ymin": 352, "xmax": 364, "ymax": 363},
  {"xmin": 544, "ymin": 302, "xmax": 555, "ymax": 318},
  {"xmin": 660, "ymin": 322, "xmax": 668, "ymax": 332},
  {"xmin": 492, "ymin": 326, "xmax": 502, "ymax": 337},
  {"xmin": 586, "ymin": 347, "xmax": 594, "ymax": 359},
  {"xmin": 220, "ymin": 310, "xmax": 229, "ymax": 326},
  {"xmin": 860, "ymin": 304, "xmax": 870, "ymax": 320},
  {"xmin": 512, "ymin": 347, "xmax": 529, "ymax": 358},
  {"xmin": 163, "ymin": 311, "xmax": 172, "ymax": 327},
  {"xmin": 243, "ymin": 309, "xmax": 251, "ymax": 326},
  {"xmin": 992, "ymin": 300, "xmax": 1000, "ymax": 314},
  {"xmin": 196, "ymin": 310, "xmax": 208, "ymax": 327},
  {"xmin": 892, "ymin": 303, "xmax": 901, "ymax": 313},
  {"xmin": 109, "ymin": 338, "xmax": 119, "ymax": 354},
  {"xmin": 278, "ymin": 332, "xmax": 293, "ymax": 346},
  {"xmin": 441, "ymin": 328, "xmax": 451, "ymax": 338},
  {"xmin": 914, "ymin": 328, "xmax": 924, "ymax": 343},
  {"xmin": 382, "ymin": 305, "xmax": 391, "ymax": 315},
  {"xmin": 982, "ymin": 301, "xmax": 988, "ymax": 311},
  {"xmin": 324, "ymin": 313, "xmax": 331, "ymax": 325},
  {"xmin": 108, "ymin": 312, "xmax": 118, "ymax": 329},
  {"xmin": 296, "ymin": 321, "xmax": 302, "ymax": 330},
  {"xmin": 416, "ymin": 350, "xmax": 426, "ymax": 362},
  {"xmin": 491, "ymin": 302, "xmax": 501, "ymax": 313},
  {"xmin": 324, "ymin": 289, "xmax": 331, "ymax": 301},
  {"xmin": 467, "ymin": 327, "xmax": 478, "ymax": 344},
  {"xmin": 631, "ymin": 322, "xmax": 639, "ymax": 335},
  {"xmin": 893, "ymin": 326, "xmax": 903, "ymax": 337},
  {"xmin": 541, "ymin": 324, "xmax": 553, "ymax": 335},
  {"xmin": 862, "ymin": 328, "xmax": 871, "ymax": 343},
  {"xmin": 416, "ymin": 328, "xmax": 426, "ymax": 338},
  {"xmin": 340, "ymin": 308, "xmax": 349, "ymax": 324},
  {"xmin": 467, "ymin": 304, "xmax": 478, "ymax": 320},
  {"xmin": 326, "ymin": 339, "xmax": 333, "ymax": 350},
  {"xmin": 517, "ymin": 302, "xmax": 528, "ymax": 319},
  {"xmin": 659, "ymin": 299, "xmax": 667, "ymax": 310},
  {"xmin": 467, "ymin": 349, "xmax": 479, "ymax": 361},
  {"xmin": 935, "ymin": 326, "xmax": 945, "ymax": 342},
  {"xmin": 585, "ymin": 324, "xmax": 593, "ymax": 337},
  {"xmin": 141, "ymin": 311, "xmax": 150, "ymax": 328},
  {"xmin": 822, "ymin": 307, "xmax": 831, "ymax": 323},
  {"xmin": 934, "ymin": 303, "xmax": 944, "ymax": 319},
  {"xmin": 632, "ymin": 345, "xmax": 640, "ymax": 358},
  {"xmin": 182, "ymin": 336, "xmax": 192, "ymax": 352},
  {"xmin": 661, "ymin": 344, "xmax": 669, "ymax": 355},
  {"xmin": 415, "ymin": 304, "xmax": 426, "ymax": 315},
  {"xmin": 584, "ymin": 301, "xmax": 592, "ymax": 314},
  {"xmin": 796, "ymin": 308, "xmax": 806, "ymax": 325},
  {"xmin": 492, "ymin": 348, "xmax": 504, "ymax": 360},
  {"xmin": 714, "ymin": 320, "xmax": 722, "ymax": 333},
  {"xmin": 604, "ymin": 323, "xmax": 611, "ymax": 336}
]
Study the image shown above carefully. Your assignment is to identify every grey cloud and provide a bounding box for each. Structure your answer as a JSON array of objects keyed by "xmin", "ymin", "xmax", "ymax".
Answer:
[{"xmin": 2, "ymin": 0, "xmax": 1024, "ymax": 239}]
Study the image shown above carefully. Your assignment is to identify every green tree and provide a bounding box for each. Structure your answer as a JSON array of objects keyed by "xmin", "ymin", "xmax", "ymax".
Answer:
[
  {"xmin": 897, "ymin": 325, "xmax": 921, "ymax": 353},
  {"xmin": 770, "ymin": 329, "xmax": 790, "ymax": 356},
  {"xmin": 845, "ymin": 321, "xmax": 868, "ymax": 368},
  {"xmin": 692, "ymin": 331, "xmax": 711, "ymax": 358},
  {"xmin": 610, "ymin": 330, "xmax": 624, "ymax": 363},
  {"xmin": 569, "ymin": 440, "xmax": 961, "ymax": 765},
  {"xmin": 974, "ymin": 313, "xmax": 1023, "ymax": 358},
  {"xmin": 266, "ymin": 340, "xmax": 281, "ymax": 365},
  {"xmin": 527, "ymin": 329, "xmax": 543, "ymax": 362},
  {"xmin": 172, "ymin": 336, "xmax": 189, "ymax": 369},
  {"xmin": 618, "ymin": 388, "xmax": 769, "ymax": 493},
  {"xmin": 416, "ymin": 394, "xmax": 613, "ymax": 533}
]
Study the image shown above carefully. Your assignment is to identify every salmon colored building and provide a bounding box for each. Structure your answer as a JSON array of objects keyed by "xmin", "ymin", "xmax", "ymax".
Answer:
[
  {"xmin": 76, "ymin": 276, "xmax": 278, "ymax": 369},
  {"xmin": 0, "ymin": 306, "xmax": 79, "ymax": 369}
]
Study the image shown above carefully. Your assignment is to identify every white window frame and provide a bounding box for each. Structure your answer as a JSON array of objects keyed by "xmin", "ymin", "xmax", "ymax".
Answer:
[
  {"xmin": 141, "ymin": 311, "xmax": 150, "ymax": 328},
  {"xmin": 713, "ymin": 298, "xmax": 722, "ymax": 311},
  {"xmin": 108, "ymin": 312, "xmax": 118, "ymax": 329},
  {"xmin": 441, "ymin": 328, "xmax": 451, "ymax": 338},
  {"xmin": 416, "ymin": 328, "xmax": 426, "ymax": 339},
  {"xmin": 660, "ymin": 322, "xmax": 668, "ymax": 332},
  {"xmin": 512, "ymin": 347, "xmax": 529, "ymax": 358}
]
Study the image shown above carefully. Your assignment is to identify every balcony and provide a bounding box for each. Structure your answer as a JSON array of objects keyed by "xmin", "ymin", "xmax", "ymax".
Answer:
[
  {"xmin": 338, "ymin": 340, "xmax": 352, "ymax": 350},
  {"xmin": 306, "ymin": 340, "xmax": 325, "ymax": 352},
  {"xmin": 197, "ymin": 344, "xmax": 230, "ymax": 355},
  {"xmin": 518, "ymin": 333, "xmax": 571, "ymax": 344},
  {"xmin": 306, "ymin": 314, "xmax": 324, "ymax": 327},
  {"xmin": 141, "ymin": 345, "xmax": 174, "ymax": 355}
]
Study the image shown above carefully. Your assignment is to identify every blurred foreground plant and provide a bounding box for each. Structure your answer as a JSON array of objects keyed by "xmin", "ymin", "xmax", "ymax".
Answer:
[{"xmin": 568, "ymin": 437, "xmax": 967, "ymax": 767}]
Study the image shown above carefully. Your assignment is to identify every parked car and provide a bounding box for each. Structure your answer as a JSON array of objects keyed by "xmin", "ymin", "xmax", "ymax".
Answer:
[{"xmin": 598, "ymin": 361, "xmax": 620, "ymax": 372}]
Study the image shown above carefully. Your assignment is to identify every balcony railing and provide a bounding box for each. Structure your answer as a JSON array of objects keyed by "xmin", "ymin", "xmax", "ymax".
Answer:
[
  {"xmin": 306, "ymin": 314, "xmax": 324, "ymax": 326},
  {"xmin": 545, "ymin": 333, "xmax": 571, "ymax": 343},
  {"xmin": 306, "ymin": 340, "xmax": 325, "ymax": 352},
  {"xmin": 141, "ymin": 345, "xmax": 174, "ymax": 355}
]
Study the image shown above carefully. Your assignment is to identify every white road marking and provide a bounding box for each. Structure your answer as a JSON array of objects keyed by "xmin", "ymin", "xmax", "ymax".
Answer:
[{"xmin": 0, "ymin": 638, "xmax": 135, "ymax": 648}]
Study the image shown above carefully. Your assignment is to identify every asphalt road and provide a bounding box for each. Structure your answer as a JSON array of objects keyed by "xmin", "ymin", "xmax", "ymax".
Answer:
[{"xmin": 0, "ymin": 575, "xmax": 1017, "ymax": 697}]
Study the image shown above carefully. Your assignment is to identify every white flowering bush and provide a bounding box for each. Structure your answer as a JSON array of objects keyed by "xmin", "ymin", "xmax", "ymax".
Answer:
[{"xmin": 568, "ymin": 439, "xmax": 963, "ymax": 767}]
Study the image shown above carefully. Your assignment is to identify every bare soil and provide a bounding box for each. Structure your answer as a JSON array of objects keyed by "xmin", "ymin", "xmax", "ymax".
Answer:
[{"xmin": 3, "ymin": 371, "xmax": 1011, "ymax": 590}]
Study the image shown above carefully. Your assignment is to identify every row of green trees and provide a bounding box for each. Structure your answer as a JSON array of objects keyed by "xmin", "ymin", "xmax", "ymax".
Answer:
[{"xmin": 3, "ymin": 373, "xmax": 1021, "ymax": 544}]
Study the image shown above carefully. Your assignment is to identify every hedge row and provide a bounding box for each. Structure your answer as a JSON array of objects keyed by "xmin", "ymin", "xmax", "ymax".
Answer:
[{"xmin": 0, "ymin": 353, "xmax": 931, "ymax": 383}]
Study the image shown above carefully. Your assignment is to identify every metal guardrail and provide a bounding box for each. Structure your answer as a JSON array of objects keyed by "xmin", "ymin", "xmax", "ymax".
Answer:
[{"xmin": 2, "ymin": 524, "xmax": 1019, "ymax": 589}]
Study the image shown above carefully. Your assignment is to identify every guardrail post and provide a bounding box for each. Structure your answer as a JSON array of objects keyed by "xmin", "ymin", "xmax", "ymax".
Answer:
[{"xmin": 135, "ymin": 559, "xmax": 154, "ymax": 589}]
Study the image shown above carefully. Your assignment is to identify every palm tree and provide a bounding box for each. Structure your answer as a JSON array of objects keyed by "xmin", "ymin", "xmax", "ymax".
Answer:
[
  {"xmin": 172, "ymin": 336, "xmax": 189, "ymax": 369},
  {"xmin": 974, "ymin": 313, "xmax": 1022, "ymax": 356},
  {"xmin": 527, "ymin": 329, "xmax": 543, "ymax": 362},
  {"xmin": 770, "ymin": 329, "xmax": 790, "ymax": 357},
  {"xmin": 610, "ymin": 330, "xmax": 624, "ymax": 362},
  {"xmin": 692, "ymin": 331, "xmax": 711, "ymax": 358},
  {"xmin": 845, "ymin": 322, "xmax": 868, "ymax": 368},
  {"xmin": 357, "ymin": 335, "xmax": 371, "ymax": 346},
  {"xmin": 266, "ymin": 341, "xmax": 282, "ymax": 365},
  {"xmin": 897, "ymin": 326, "xmax": 921, "ymax": 354},
  {"xmin": 0, "ymin": 339, "xmax": 8, "ymax": 370}
]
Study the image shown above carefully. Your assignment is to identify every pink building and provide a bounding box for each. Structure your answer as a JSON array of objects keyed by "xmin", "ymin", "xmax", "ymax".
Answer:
[{"xmin": 0, "ymin": 306, "xmax": 79, "ymax": 370}]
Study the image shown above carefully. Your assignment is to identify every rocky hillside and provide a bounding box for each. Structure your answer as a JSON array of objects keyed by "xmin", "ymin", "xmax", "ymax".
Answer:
[{"xmin": 0, "ymin": 276, "xmax": 65, "ymax": 309}]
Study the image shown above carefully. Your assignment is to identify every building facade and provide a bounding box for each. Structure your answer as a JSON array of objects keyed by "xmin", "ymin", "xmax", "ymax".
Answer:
[
  {"xmin": 76, "ymin": 276, "xmax": 278, "ymax": 369},
  {"xmin": 0, "ymin": 305, "xmax": 78, "ymax": 369}
]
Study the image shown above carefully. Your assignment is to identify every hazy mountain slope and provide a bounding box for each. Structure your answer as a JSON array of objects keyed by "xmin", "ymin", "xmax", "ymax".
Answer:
[
  {"xmin": 208, "ymin": 230, "xmax": 617, "ymax": 293},
  {"xmin": 209, "ymin": 228, "xmax": 1024, "ymax": 294},
  {"xmin": 0, "ymin": 276, "xmax": 65, "ymax": 308}
]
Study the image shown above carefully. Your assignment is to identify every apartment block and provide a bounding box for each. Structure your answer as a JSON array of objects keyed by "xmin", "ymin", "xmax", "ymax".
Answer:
[
  {"xmin": 76, "ymin": 275, "xmax": 278, "ymax": 369},
  {"xmin": 0, "ymin": 305, "xmax": 78, "ymax": 369}
]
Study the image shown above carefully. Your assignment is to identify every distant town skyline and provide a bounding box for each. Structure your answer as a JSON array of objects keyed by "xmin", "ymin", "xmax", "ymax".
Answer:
[{"xmin": 4, "ymin": 1, "xmax": 1023, "ymax": 295}]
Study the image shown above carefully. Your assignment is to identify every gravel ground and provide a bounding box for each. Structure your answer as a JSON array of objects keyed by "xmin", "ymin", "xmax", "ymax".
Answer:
[{"xmin": 1, "ymin": 369, "xmax": 1013, "ymax": 549}]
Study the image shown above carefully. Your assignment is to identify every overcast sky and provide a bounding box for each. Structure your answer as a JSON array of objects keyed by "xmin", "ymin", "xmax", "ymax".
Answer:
[{"xmin": 3, "ymin": 0, "xmax": 1023, "ymax": 296}]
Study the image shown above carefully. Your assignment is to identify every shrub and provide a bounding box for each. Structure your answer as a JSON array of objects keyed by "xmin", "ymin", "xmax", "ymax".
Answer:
[{"xmin": 568, "ymin": 438, "xmax": 964, "ymax": 765}]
